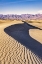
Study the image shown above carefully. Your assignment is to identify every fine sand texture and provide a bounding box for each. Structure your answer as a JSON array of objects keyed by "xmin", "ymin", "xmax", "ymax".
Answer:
[{"xmin": 0, "ymin": 20, "xmax": 42, "ymax": 64}]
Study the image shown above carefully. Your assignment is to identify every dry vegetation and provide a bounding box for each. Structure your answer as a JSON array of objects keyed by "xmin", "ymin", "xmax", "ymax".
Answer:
[{"xmin": 0, "ymin": 19, "xmax": 42, "ymax": 64}]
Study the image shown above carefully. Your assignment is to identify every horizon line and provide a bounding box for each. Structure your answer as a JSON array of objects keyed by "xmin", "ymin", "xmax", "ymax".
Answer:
[{"xmin": 0, "ymin": 13, "xmax": 42, "ymax": 15}]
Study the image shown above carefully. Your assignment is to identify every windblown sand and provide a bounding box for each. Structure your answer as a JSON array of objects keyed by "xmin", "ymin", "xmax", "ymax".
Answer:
[{"xmin": 0, "ymin": 20, "xmax": 42, "ymax": 64}]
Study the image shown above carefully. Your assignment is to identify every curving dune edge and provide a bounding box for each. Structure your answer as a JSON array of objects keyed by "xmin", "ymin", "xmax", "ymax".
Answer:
[{"xmin": 0, "ymin": 20, "xmax": 42, "ymax": 64}]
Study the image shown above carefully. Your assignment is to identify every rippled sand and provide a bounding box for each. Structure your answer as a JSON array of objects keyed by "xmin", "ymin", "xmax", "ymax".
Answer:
[{"xmin": 0, "ymin": 20, "xmax": 42, "ymax": 64}]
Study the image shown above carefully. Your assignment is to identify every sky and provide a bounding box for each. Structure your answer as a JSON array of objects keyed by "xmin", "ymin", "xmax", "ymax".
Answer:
[{"xmin": 0, "ymin": 0, "xmax": 42, "ymax": 15}]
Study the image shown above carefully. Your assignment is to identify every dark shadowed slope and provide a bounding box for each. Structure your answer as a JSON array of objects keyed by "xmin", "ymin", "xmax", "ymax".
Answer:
[{"xmin": 4, "ymin": 21, "xmax": 42, "ymax": 59}]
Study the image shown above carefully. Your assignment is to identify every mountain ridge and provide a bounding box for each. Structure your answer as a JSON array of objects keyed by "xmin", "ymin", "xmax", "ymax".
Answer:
[{"xmin": 0, "ymin": 14, "xmax": 42, "ymax": 20}]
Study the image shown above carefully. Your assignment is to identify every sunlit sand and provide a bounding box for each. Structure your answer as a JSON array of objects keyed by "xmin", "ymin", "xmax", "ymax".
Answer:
[{"xmin": 0, "ymin": 20, "xmax": 42, "ymax": 64}]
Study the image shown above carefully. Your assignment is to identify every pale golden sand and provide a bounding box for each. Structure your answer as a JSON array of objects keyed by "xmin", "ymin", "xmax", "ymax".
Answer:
[
  {"xmin": 29, "ymin": 29, "xmax": 42, "ymax": 44},
  {"xmin": 0, "ymin": 20, "xmax": 42, "ymax": 64}
]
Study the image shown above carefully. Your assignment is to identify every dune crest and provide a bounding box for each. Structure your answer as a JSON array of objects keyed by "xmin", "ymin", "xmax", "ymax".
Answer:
[{"xmin": 0, "ymin": 20, "xmax": 42, "ymax": 64}]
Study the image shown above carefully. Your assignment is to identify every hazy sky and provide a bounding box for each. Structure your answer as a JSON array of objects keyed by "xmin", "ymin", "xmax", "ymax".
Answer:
[{"xmin": 0, "ymin": 0, "xmax": 42, "ymax": 15}]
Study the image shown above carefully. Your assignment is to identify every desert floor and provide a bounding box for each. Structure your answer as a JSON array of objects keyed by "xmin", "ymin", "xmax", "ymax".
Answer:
[{"xmin": 0, "ymin": 20, "xmax": 42, "ymax": 64}]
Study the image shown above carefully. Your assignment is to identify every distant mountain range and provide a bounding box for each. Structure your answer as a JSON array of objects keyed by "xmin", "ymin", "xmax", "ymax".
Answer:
[{"xmin": 0, "ymin": 14, "xmax": 42, "ymax": 20}]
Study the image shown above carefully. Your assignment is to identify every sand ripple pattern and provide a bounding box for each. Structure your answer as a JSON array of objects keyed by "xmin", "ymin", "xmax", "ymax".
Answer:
[{"xmin": 0, "ymin": 23, "xmax": 42, "ymax": 64}]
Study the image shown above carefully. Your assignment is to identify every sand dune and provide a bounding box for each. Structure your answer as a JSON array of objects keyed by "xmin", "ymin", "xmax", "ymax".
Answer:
[
  {"xmin": 0, "ymin": 20, "xmax": 42, "ymax": 64},
  {"xmin": 29, "ymin": 29, "xmax": 42, "ymax": 44}
]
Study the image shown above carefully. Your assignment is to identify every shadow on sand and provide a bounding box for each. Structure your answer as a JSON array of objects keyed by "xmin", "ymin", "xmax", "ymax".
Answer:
[{"xmin": 4, "ymin": 21, "xmax": 42, "ymax": 59}]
